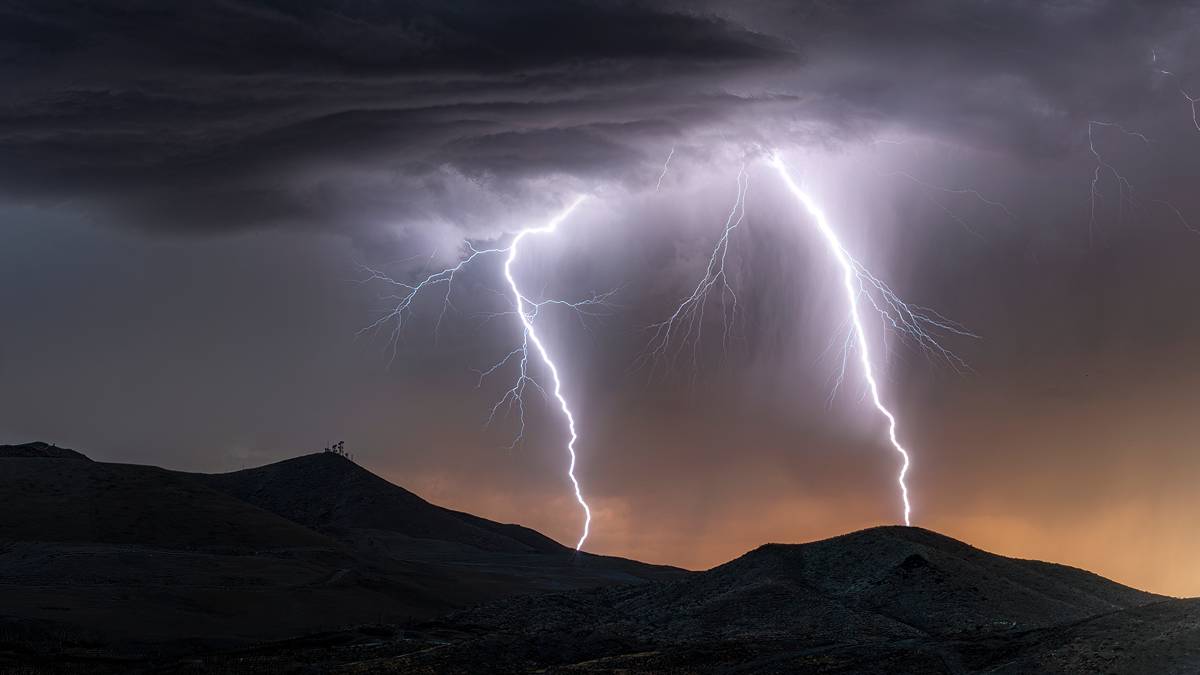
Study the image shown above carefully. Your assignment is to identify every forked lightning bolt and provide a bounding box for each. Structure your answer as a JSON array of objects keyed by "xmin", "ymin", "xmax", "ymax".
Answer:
[
  {"xmin": 501, "ymin": 197, "xmax": 593, "ymax": 549},
  {"xmin": 1182, "ymin": 89, "xmax": 1200, "ymax": 133},
  {"xmin": 645, "ymin": 156, "xmax": 975, "ymax": 526},
  {"xmin": 640, "ymin": 164, "xmax": 748, "ymax": 379},
  {"xmin": 360, "ymin": 198, "xmax": 597, "ymax": 550},
  {"xmin": 771, "ymin": 153, "xmax": 931, "ymax": 526},
  {"xmin": 1084, "ymin": 119, "xmax": 1196, "ymax": 240},
  {"xmin": 1153, "ymin": 52, "xmax": 1200, "ymax": 134},
  {"xmin": 1087, "ymin": 120, "xmax": 1146, "ymax": 245}
]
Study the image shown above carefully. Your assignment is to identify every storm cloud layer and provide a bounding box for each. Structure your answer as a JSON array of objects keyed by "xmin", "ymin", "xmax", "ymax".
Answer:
[
  {"xmin": 4, "ymin": 1, "xmax": 1200, "ymax": 597},
  {"xmin": 3, "ymin": 1, "xmax": 1198, "ymax": 237},
  {"xmin": 1, "ymin": 0, "xmax": 786, "ymax": 235}
]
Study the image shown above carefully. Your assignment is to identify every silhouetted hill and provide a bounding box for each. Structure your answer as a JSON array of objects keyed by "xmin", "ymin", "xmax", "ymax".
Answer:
[
  {"xmin": 0, "ymin": 456, "xmax": 331, "ymax": 549},
  {"xmin": 2, "ymin": 445, "xmax": 1192, "ymax": 674},
  {"xmin": 194, "ymin": 453, "xmax": 679, "ymax": 585},
  {"xmin": 0, "ymin": 441, "xmax": 90, "ymax": 461},
  {"xmin": 0, "ymin": 446, "xmax": 681, "ymax": 668},
  {"xmin": 198, "ymin": 453, "xmax": 564, "ymax": 555},
  {"xmin": 219, "ymin": 526, "xmax": 1185, "ymax": 674},
  {"xmin": 692, "ymin": 526, "xmax": 1157, "ymax": 635}
]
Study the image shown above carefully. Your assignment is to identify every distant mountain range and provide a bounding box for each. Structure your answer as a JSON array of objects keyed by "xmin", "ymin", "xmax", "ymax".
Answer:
[{"xmin": 0, "ymin": 442, "xmax": 1196, "ymax": 674}]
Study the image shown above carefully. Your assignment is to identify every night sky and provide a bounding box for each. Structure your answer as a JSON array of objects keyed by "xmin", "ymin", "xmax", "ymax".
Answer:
[{"xmin": 3, "ymin": 1, "xmax": 1200, "ymax": 596}]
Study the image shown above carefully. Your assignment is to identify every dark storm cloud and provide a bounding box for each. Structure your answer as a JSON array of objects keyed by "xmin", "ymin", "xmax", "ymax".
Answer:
[
  {"xmin": 0, "ymin": 0, "xmax": 789, "ymax": 233},
  {"xmin": 713, "ymin": 0, "xmax": 1200, "ymax": 158},
  {"xmin": 2, "ymin": 0, "xmax": 1197, "ymax": 237}
]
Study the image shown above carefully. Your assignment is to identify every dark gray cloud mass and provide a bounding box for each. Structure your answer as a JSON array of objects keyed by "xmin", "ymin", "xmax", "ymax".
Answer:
[
  {"xmin": 4, "ymin": 1, "xmax": 1200, "ymax": 597},
  {"xmin": 1, "ymin": 0, "xmax": 1196, "ymax": 236},
  {"xmin": 0, "ymin": 0, "xmax": 789, "ymax": 234}
]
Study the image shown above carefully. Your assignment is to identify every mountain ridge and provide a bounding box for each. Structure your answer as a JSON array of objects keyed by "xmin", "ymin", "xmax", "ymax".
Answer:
[
  {"xmin": 0, "ymin": 442, "xmax": 1194, "ymax": 674},
  {"xmin": 195, "ymin": 452, "xmax": 568, "ymax": 555},
  {"xmin": 169, "ymin": 523, "xmax": 1197, "ymax": 673},
  {"xmin": 0, "ymin": 441, "xmax": 91, "ymax": 461},
  {"xmin": 0, "ymin": 442, "xmax": 680, "ymax": 668}
]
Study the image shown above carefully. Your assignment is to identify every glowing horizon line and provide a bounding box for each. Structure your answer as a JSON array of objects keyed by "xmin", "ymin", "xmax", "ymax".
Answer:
[{"xmin": 769, "ymin": 154, "xmax": 913, "ymax": 526}]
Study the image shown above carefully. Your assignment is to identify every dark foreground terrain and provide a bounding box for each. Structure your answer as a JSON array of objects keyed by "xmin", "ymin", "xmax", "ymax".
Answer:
[
  {"xmin": 1, "ymin": 443, "xmax": 1197, "ymax": 673},
  {"xmin": 0, "ymin": 443, "xmax": 678, "ymax": 671}
]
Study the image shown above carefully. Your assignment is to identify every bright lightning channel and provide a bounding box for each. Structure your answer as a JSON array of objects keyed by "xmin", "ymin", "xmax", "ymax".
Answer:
[
  {"xmin": 360, "ymin": 198, "xmax": 597, "ymax": 550},
  {"xmin": 501, "ymin": 196, "xmax": 593, "ymax": 549},
  {"xmin": 644, "ymin": 157, "xmax": 973, "ymax": 526},
  {"xmin": 769, "ymin": 154, "xmax": 916, "ymax": 526}
]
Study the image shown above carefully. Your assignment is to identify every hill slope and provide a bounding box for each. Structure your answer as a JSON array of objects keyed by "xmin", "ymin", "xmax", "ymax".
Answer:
[
  {"xmin": 0, "ymin": 456, "xmax": 331, "ymax": 550},
  {"xmin": 1, "ymin": 445, "xmax": 1191, "ymax": 674},
  {"xmin": 0, "ymin": 441, "xmax": 91, "ymax": 461},
  {"xmin": 0, "ymin": 445, "xmax": 680, "ymax": 664},
  {"xmin": 303, "ymin": 526, "xmax": 1175, "ymax": 674},
  {"xmin": 197, "ymin": 453, "xmax": 564, "ymax": 555},
  {"xmin": 688, "ymin": 526, "xmax": 1157, "ymax": 635},
  {"xmin": 193, "ymin": 453, "xmax": 679, "ymax": 585}
]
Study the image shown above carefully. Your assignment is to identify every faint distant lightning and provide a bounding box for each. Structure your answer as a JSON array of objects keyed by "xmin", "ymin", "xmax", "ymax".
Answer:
[
  {"xmin": 359, "ymin": 244, "xmax": 505, "ymax": 363},
  {"xmin": 886, "ymin": 172, "xmax": 1015, "ymax": 219},
  {"xmin": 1083, "ymin": 119, "xmax": 1197, "ymax": 240},
  {"xmin": 1152, "ymin": 49, "xmax": 1168, "ymax": 72},
  {"xmin": 882, "ymin": 170, "xmax": 1015, "ymax": 241},
  {"xmin": 1155, "ymin": 52, "xmax": 1200, "ymax": 133},
  {"xmin": 1154, "ymin": 199, "xmax": 1200, "ymax": 236},
  {"xmin": 360, "ymin": 198, "xmax": 597, "ymax": 550},
  {"xmin": 640, "ymin": 164, "xmax": 748, "ymax": 379},
  {"xmin": 655, "ymin": 146, "xmax": 676, "ymax": 192},
  {"xmin": 770, "ymin": 154, "xmax": 919, "ymax": 526},
  {"xmin": 1129, "ymin": 53, "xmax": 1200, "ymax": 234},
  {"xmin": 1182, "ymin": 89, "xmax": 1200, "ymax": 133},
  {"xmin": 1087, "ymin": 120, "xmax": 1147, "ymax": 245}
]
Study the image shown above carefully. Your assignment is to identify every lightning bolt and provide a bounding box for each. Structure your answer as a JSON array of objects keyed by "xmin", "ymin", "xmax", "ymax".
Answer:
[
  {"xmin": 500, "ymin": 196, "xmax": 593, "ymax": 549},
  {"xmin": 1182, "ymin": 89, "xmax": 1200, "ymax": 133},
  {"xmin": 770, "ymin": 153, "xmax": 921, "ymax": 526},
  {"xmin": 639, "ymin": 164, "xmax": 749, "ymax": 380},
  {"xmin": 881, "ymin": 170, "xmax": 1015, "ymax": 241},
  {"xmin": 1153, "ymin": 199, "xmax": 1200, "ymax": 236},
  {"xmin": 1087, "ymin": 120, "xmax": 1147, "ymax": 246},
  {"xmin": 655, "ymin": 145, "xmax": 676, "ymax": 192},
  {"xmin": 360, "ymin": 198, "xmax": 597, "ymax": 550},
  {"xmin": 358, "ymin": 244, "xmax": 508, "ymax": 364},
  {"xmin": 644, "ymin": 156, "xmax": 973, "ymax": 526},
  {"xmin": 1155, "ymin": 51, "xmax": 1200, "ymax": 133},
  {"xmin": 1084, "ymin": 119, "xmax": 1196, "ymax": 240}
]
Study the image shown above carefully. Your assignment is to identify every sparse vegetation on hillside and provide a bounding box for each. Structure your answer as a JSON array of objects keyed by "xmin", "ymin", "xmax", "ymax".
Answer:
[{"xmin": 322, "ymin": 440, "xmax": 353, "ymax": 462}]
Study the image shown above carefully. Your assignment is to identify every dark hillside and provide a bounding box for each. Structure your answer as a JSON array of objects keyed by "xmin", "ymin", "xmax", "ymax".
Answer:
[
  {"xmin": 0, "ymin": 447, "xmax": 681, "ymax": 665},
  {"xmin": 0, "ymin": 456, "xmax": 331, "ymax": 549},
  {"xmin": 355, "ymin": 526, "xmax": 1167, "ymax": 673},
  {"xmin": 0, "ymin": 441, "xmax": 90, "ymax": 461},
  {"xmin": 198, "ymin": 453, "xmax": 564, "ymax": 555}
]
